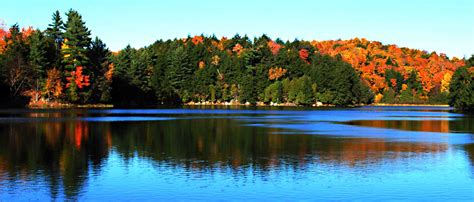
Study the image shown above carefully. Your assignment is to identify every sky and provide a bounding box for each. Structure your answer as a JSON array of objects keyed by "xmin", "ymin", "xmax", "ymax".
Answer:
[{"xmin": 1, "ymin": 0, "xmax": 473, "ymax": 58}]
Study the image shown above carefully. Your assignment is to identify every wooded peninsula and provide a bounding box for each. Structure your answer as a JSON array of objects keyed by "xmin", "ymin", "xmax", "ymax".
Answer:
[{"xmin": 0, "ymin": 10, "xmax": 473, "ymax": 110}]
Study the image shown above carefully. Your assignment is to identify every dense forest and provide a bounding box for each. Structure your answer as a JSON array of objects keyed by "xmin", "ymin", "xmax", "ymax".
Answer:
[{"xmin": 0, "ymin": 10, "xmax": 473, "ymax": 108}]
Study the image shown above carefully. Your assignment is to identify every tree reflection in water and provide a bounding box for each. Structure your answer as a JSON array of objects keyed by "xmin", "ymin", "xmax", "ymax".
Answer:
[{"xmin": 0, "ymin": 110, "xmax": 472, "ymax": 199}]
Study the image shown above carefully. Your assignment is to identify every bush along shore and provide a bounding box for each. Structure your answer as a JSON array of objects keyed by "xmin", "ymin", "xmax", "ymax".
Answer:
[{"xmin": 0, "ymin": 10, "xmax": 473, "ymax": 111}]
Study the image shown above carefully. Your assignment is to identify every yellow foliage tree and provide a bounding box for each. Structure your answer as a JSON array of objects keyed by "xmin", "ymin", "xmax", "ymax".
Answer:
[
  {"xmin": 211, "ymin": 55, "xmax": 220, "ymax": 66},
  {"xmin": 198, "ymin": 61, "xmax": 205, "ymax": 69},
  {"xmin": 441, "ymin": 72, "xmax": 452, "ymax": 92},
  {"xmin": 44, "ymin": 68, "xmax": 63, "ymax": 100},
  {"xmin": 374, "ymin": 93, "xmax": 384, "ymax": 103}
]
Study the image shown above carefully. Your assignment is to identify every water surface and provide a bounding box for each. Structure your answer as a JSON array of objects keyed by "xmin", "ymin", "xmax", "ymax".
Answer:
[{"xmin": 0, "ymin": 106, "xmax": 473, "ymax": 200}]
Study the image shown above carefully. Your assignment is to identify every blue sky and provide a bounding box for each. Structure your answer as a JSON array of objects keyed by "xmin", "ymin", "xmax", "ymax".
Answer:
[{"xmin": 1, "ymin": 0, "xmax": 473, "ymax": 58}]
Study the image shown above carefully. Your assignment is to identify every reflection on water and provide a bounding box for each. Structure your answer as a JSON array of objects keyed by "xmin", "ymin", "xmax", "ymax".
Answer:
[
  {"xmin": 347, "ymin": 119, "xmax": 451, "ymax": 133},
  {"xmin": 0, "ymin": 107, "xmax": 473, "ymax": 200}
]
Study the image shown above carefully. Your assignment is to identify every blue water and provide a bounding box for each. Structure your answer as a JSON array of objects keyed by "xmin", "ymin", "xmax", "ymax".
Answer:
[{"xmin": 0, "ymin": 106, "xmax": 473, "ymax": 200}]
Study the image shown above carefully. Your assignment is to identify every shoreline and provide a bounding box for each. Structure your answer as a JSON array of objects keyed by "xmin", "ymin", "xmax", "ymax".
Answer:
[
  {"xmin": 28, "ymin": 102, "xmax": 114, "ymax": 109},
  {"xmin": 184, "ymin": 101, "xmax": 335, "ymax": 107},
  {"xmin": 371, "ymin": 103, "xmax": 450, "ymax": 107},
  {"xmin": 25, "ymin": 101, "xmax": 450, "ymax": 109}
]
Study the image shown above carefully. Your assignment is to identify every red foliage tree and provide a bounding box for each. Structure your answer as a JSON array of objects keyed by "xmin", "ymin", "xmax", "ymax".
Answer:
[
  {"xmin": 299, "ymin": 48, "xmax": 309, "ymax": 62},
  {"xmin": 232, "ymin": 43, "xmax": 244, "ymax": 56},
  {"xmin": 66, "ymin": 66, "xmax": 90, "ymax": 89},
  {"xmin": 191, "ymin": 35, "xmax": 204, "ymax": 45},
  {"xmin": 0, "ymin": 27, "xmax": 7, "ymax": 54},
  {"xmin": 267, "ymin": 40, "xmax": 282, "ymax": 55}
]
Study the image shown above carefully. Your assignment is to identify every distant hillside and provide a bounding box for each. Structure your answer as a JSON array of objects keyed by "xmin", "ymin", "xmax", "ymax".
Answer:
[{"xmin": 310, "ymin": 38, "xmax": 465, "ymax": 98}]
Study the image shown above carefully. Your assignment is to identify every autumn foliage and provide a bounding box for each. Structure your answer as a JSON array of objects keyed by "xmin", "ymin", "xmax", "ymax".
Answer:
[
  {"xmin": 0, "ymin": 9, "xmax": 471, "ymax": 107},
  {"xmin": 310, "ymin": 38, "xmax": 465, "ymax": 97},
  {"xmin": 66, "ymin": 66, "xmax": 90, "ymax": 89},
  {"xmin": 198, "ymin": 61, "xmax": 206, "ymax": 69},
  {"xmin": 211, "ymin": 55, "xmax": 220, "ymax": 66},
  {"xmin": 191, "ymin": 35, "xmax": 204, "ymax": 45},
  {"xmin": 268, "ymin": 40, "xmax": 282, "ymax": 55},
  {"xmin": 105, "ymin": 64, "xmax": 114, "ymax": 82},
  {"xmin": 0, "ymin": 26, "xmax": 33, "ymax": 54},
  {"xmin": 232, "ymin": 43, "xmax": 244, "ymax": 56},
  {"xmin": 0, "ymin": 27, "xmax": 7, "ymax": 53},
  {"xmin": 44, "ymin": 68, "xmax": 63, "ymax": 99},
  {"xmin": 268, "ymin": 67, "xmax": 288, "ymax": 80},
  {"xmin": 299, "ymin": 48, "xmax": 310, "ymax": 63}
]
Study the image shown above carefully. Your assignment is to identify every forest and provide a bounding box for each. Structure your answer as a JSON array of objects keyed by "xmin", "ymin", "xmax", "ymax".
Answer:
[{"xmin": 0, "ymin": 10, "xmax": 473, "ymax": 109}]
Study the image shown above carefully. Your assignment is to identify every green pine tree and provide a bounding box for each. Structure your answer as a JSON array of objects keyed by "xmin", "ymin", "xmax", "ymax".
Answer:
[
  {"xmin": 87, "ymin": 37, "xmax": 111, "ymax": 102},
  {"xmin": 28, "ymin": 30, "xmax": 49, "ymax": 78},
  {"xmin": 449, "ymin": 65, "xmax": 474, "ymax": 111},
  {"xmin": 62, "ymin": 9, "xmax": 91, "ymax": 71},
  {"xmin": 167, "ymin": 46, "xmax": 193, "ymax": 102},
  {"xmin": 46, "ymin": 10, "xmax": 64, "ymax": 69}
]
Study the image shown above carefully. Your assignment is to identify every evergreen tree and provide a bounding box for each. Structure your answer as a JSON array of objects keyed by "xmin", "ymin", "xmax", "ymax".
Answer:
[
  {"xmin": 236, "ymin": 49, "xmax": 258, "ymax": 104},
  {"xmin": 239, "ymin": 67, "xmax": 257, "ymax": 104},
  {"xmin": 194, "ymin": 64, "xmax": 216, "ymax": 102},
  {"xmin": 87, "ymin": 37, "xmax": 111, "ymax": 102},
  {"xmin": 62, "ymin": 9, "xmax": 91, "ymax": 70},
  {"xmin": 113, "ymin": 45, "xmax": 133, "ymax": 78},
  {"xmin": 385, "ymin": 68, "xmax": 403, "ymax": 93},
  {"xmin": 406, "ymin": 70, "xmax": 423, "ymax": 94},
  {"xmin": 46, "ymin": 10, "xmax": 64, "ymax": 69},
  {"xmin": 130, "ymin": 48, "xmax": 153, "ymax": 94},
  {"xmin": 111, "ymin": 45, "xmax": 134, "ymax": 105},
  {"xmin": 167, "ymin": 46, "xmax": 193, "ymax": 102},
  {"xmin": 449, "ymin": 66, "xmax": 473, "ymax": 111},
  {"xmin": 28, "ymin": 30, "xmax": 49, "ymax": 77},
  {"xmin": 151, "ymin": 41, "xmax": 176, "ymax": 103},
  {"xmin": 309, "ymin": 54, "xmax": 369, "ymax": 105},
  {"xmin": 46, "ymin": 10, "xmax": 64, "ymax": 44}
]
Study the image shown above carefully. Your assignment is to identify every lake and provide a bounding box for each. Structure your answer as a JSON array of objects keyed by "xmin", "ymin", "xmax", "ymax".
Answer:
[{"xmin": 0, "ymin": 106, "xmax": 473, "ymax": 200}]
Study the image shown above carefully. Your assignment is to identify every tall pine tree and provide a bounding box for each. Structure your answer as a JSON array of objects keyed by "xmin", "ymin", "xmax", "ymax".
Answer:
[
  {"xmin": 62, "ymin": 9, "xmax": 91, "ymax": 71},
  {"xmin": 46, "ymin": 10, "xmax": 64, "ymax": 69},
  {"xmin": 28, "ymin": 30, "xmax": 49, "ymax": 77},
  {"xmin": 87, "ymin": 37, "xmax": 111, "ymax": 102},
  {"xmin": 62, "ymin": 9, "xmax": 92, "ymax": 102},
  {"xmin": 167, "ymin": 46, "xmax": 193, "ymax": 102}
]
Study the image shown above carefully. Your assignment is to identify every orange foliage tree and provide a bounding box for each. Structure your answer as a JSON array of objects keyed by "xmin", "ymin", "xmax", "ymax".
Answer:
[
  {"xmin": 44, "ymin": 68, "xmax": 63, "ymax": 100},
  {"xmin": 105, "ymin": 63, "xmax": 114, "ymax": 82},
  {"xmin": 0, "ymin": 26, "xmax": 7, "ymax": 54},
  {"xmin": 66, "ymin": 66, "xmax": 90, "ymax": 89},
  {"xmin": 268, "ymin": 67, "xmax": 287, "ymax": 80},
  {"xmin": 299, "ymin": 48, "xmax": 309, "ymax": 62},
  {"xmin": 191, "ymin": 35, "xmax": 204, "ymax": 45},
  {"xmin": 267, "ymin": 40, "xmax": 282, "ymax": 55},
  {"xmin": 311, "ymin": 38, "xmax": 465, "ymax": 95},
  {"xmin": 232, "ymin": 43, "xmax": 244, "ymax": 56},
  {"xmin": 65, "ymin": 66, "xmax": 90, "ymax": 102},
  {"xmin": 198, "ymin": 61, "xmax": 205, "ymax": 69}
]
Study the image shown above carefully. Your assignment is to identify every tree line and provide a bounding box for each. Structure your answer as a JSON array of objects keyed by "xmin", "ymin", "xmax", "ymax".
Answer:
[
  {"xmin": 0, "ymin": 10, "xmax": 472, "ymax": 109},
  {"xmin": 0, "ymin": 10, "xmax": 112, "ymax": 106}
]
